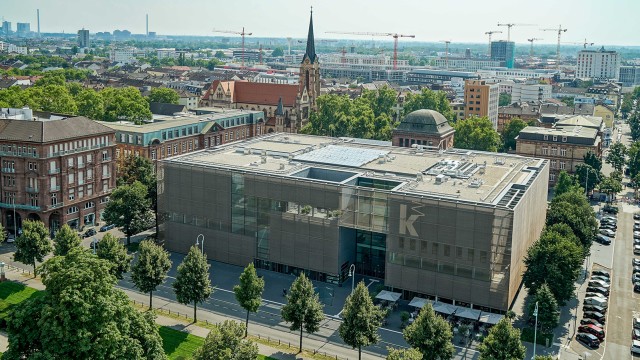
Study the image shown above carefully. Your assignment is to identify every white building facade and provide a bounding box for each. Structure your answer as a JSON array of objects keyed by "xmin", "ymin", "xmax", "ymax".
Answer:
[{"xmin": 576, "ymin": 48, "xmax": 620, "ymax": 80}]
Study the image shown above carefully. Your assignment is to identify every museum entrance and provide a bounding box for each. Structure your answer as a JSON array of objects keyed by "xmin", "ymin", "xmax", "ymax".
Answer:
[{"xmin": 355, "ymin": 229, "xmax": 386, "ymax": 279}]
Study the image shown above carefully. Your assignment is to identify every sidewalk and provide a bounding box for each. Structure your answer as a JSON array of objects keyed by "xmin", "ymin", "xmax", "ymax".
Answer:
[{"xmin": 0, "ymin": 269, "xmax": 322, "ymax": 360}]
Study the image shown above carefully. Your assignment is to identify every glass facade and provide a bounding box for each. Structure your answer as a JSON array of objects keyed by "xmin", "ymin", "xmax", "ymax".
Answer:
[{"xmin": 355, "ymin": 230, "xmax": 386, "ymax": 279}]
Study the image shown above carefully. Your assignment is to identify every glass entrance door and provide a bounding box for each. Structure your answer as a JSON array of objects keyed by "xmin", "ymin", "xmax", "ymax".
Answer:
[{"xmin": 355, "ymin": 230, "xmax": 386, "ymax": 279}]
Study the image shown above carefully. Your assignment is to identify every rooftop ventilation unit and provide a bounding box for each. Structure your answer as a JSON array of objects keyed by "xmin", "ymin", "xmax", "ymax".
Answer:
[
  {"xmin": 416, "ymin": 173, "xmax": 423, "ymax": 181},
  {"xmin": 279, "ymin": 163, "xmax": 286, "ymax": 170},
  {"xmin": 435, "ymin": 174, "xmax": 447, "ymax": 184},
  {"xmin": 261, "ymin": 156, "xmax": 267, "ymax": 164},
  {"xmin": 244, "ymin": 149, "xmax": 250, "ymax": 155},
  {"xmin": 495, "ymin": 157, "xmax": 506, "ymax": 165}
]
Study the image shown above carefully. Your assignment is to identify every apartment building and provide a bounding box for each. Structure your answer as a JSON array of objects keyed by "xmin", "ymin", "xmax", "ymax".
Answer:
[
  {"xmin": 0, "ymin": 108, "xmax": 116, "ymax": 234},
  {"xmin": 464, "ymin": 79, "xmax": 499, "ymax": 129},
  {"xmin": 576, "ymin": 47, "xmax": 620, "ymax": 80}
]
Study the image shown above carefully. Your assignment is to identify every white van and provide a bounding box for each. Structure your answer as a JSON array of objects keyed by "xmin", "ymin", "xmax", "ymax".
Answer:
[{"xmin": 584, "ymin": 296, "xmax": 608, "ymax": 308}]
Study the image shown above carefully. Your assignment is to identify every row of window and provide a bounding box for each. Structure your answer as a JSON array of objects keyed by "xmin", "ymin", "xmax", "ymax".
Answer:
[
  {"xmin": 48, "ymin": 136, "xmax": 110, "ymax": 156},
  {"xmin": 0, "ymin": 144, "xmax": 38, "ymax": 157},
  {"xmin": 541, "ymin": 147, "xmax": 568, "ymax": 156}
]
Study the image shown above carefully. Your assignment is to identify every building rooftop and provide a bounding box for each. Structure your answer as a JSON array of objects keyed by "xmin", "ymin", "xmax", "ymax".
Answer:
[
  {"xmin": 518, "ymin": 126, "xmax": 599, "ymax": 144},
  {"xmin": 395, "ymin": 109, "xmax": 454, "ymax": 136},
  {"xmin": 164, "ymin": 133, "xmax": 546, "ymax": 208}
]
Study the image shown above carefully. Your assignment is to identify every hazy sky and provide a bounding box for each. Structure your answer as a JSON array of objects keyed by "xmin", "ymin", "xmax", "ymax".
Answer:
[{"xmin": 2, "ymin": 0, "xmax": 639, "ymax": 46}]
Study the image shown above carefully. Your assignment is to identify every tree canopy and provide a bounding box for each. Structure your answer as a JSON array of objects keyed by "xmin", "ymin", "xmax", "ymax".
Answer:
[
  {"xmin": 193, "ymin": 320, "xmax": 258, "ymax": 360},
  {"xmin": 233, "ymin": 263, "xmax": 265, "ymax": 337},
  {"xmin": 102, "ymin": 87, "xmax": 153, "ymax": 124},
  {"xmin": 103, "ymin": 181, "xmax": 152, "ymax": 245},
  {"xmin": 499, "ymin": 92, "xmax": 512, "ymax": 107},
  {"xmin": 14, "ymin": 220, "xmax": 52, "ymax": 276},
  {"xmin": 500, "ymin": 118, "xmax": 528, "ymax": 152},
  {"xmin": 403, "ymin": 303, "xmax": 454, "ymax": 360},
  {"xmin": 529, "ymin": 283, "xmax": 560, "ymax": 332},
  {"xmin": 477, "ymin": 318, "xmax": 525, "ymax": 360},
  {"xmin": 53, "ymin": 223, "xmax": 81, "ymax": 256},
  {"xmin": 5, "ymin": 248, "xmax": 166, "ymax": 360},
  {"xmin": 554, "ymin": 171, "xmax": 579, "ymax": 196},
  {"xmin": 281, "ymin": 273, "xmax": 325, "ymax": 353},
  {"xmin": 96, "ymin": 233, "xmax": 132, "ymax": 280},
  {"xmin": 402, "ymin": 88, "xmax": 454, "ymax": 121},
  {"xmin": 173, "ymin": 246, "xmax": 213, "ymax": 322},
  {"xmin": 147, "ymin": 87, "xmax": 179, "ymax": 104},
  {"xmin": 131, "ymin": 240, "xmax": 172, "ymax": 309},
  {"xmin": 339, "ymin": 281, "xmax": 385, "ymax": 360},
  {"xmin": 386, "ymin": 347, "xmax": 423, "ymax": 360},
  {"xmin": 605, "ymin": 142, "xmax": 626, "ymax": 173},
  {"xmin": 453, "ymin": 116, "xmax": 502, "ymax": 152}
]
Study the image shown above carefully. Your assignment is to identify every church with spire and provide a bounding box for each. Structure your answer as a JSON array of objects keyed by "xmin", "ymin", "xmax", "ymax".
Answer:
[{"xmin": 200, "ymin": 9, "xmax": 320, "ymax": 135}]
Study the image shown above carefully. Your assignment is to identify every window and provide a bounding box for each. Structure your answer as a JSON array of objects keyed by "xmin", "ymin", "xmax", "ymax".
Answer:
[
  {"xmin": 68, "ymin": 158, "xmax": 74, "ymax": 167},
  {"xmin": 553, "ymin": 136, "xmax": 557, "ymax": 141},
  {"xmin": 188, "ymin": 141, "xmax": 193, "ymax": 151},
  {"xmin": 551, "ymin": 147, "xmax": 557, "ymax": 156},
  {"xmin": 560, "ymin": 148, "xmax": 567, "ymax": 157},
  {"xmin": 68, "ymin": 188, "xmax": 75, "ymax": 201},
  {"xmin": 78, "ymin": 187, "xmax": 84, "ymax": 199},
  {"xmin": 51, "ymin": 193, "xmax": 58, "ymax": 206},
  {"xmin": 560, "ymin": 162, "xmax": 566, "ymax": 170},
  {"xmin": 67, "ymin": 206, "xmax": 79, "ymax": 214},
  {"xmin": 87, "ymin": 184, "xmax": 93, "ymax": 196},
  {"xmin": 399, "ymin": 237, "xmax": 405, "ymax": 249},
  {"xmin": 174, "ymin": 144, "xmax": 178, "ymax": 154},
  {"xmin": 87, "ymin": 169, "xmax": 93, "ymax": 180},
  {"xmin": 102, "ymin": 180, "xmax": 109, "ymax": 192},
  {"xmin": 86, "ymin": 154, "xmax": 92, "ymax": 163},
  {"xmin": 541, "ymin": 147, "xmax": 548, "ymax": 155},
  {"xmin": 162, "ymin": 132, "xmax": 167, "ymax": 140},
  {"xmin": 551, "ymin": 160, "xmax": 557, "ymax": 168},
  {"xmin": 102, "ymin": 164, "xmax": 109, "ymax": 177},
  {"xmin": 543, "ymin": 135, "xmax": 548, "ymax": 140},
  {"xmin": 84, "ymin": 201, "xmax": 95, "ymax": 209},
  {"xmin": 151, "ymin": 150, "xmax": 157, "ymax": 160},
  {"xmin": 432, "ymin": 242, "xmax": 439, "ymax": 255},
  {"xmin": 28, "ymin": 162, "xmax": 37, "ymax": 171},
  {"xmin": 68, "ymin": 173, "xmax": 75, "ymax": 183},
  {"xmin": 182, "ymin": 128, "xmax": 187, "ymax": 136},
  {"xmin": 562, "ymin": 136, "xmax": 567, "ymax": 142},
  {"xmin": 550, "ymin": 173, "xmax": 556, "ymax": 182},
  {"xmin": 182, "ymin": 142, "xmax": 186, "ymax": 152},
  {"xmin": 29, "ymin": 194, "xmax": 38, "ymax": 207},
  {"xmin": 443, "ymin": 245, "xmax": 451, "ymax": 257},
  {"xmin": 102, "ymin": 151, "xmax": 109, "ymax": 161}
]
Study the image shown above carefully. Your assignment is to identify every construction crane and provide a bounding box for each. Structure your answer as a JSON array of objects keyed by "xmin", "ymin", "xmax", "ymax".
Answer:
[
  {"xmin": 258, "ymin": 44, "xmax": 271, "ymax": 65},
  {"xmin": 541, "ymin": 25, "xmax": 568, "ymax": 68},
  {"xmin": 527, "ymin": 38, "xmax": 543, "ymax": 57},
  {"xmin": 580, "ymin": 38, "xmax": 594, "ymax": 49},
  {"xmin": 485, "ymin": 31, "xmax": 503, "ymax": 57},
  {"xmin": 440, "ymin": 40, "xmax": 451, "ymax": 69},
  {"xmin": 212, "ymin": 27, "xmax": 252, "ymax": 67},
  {"xmin": 326, "ymin": 31, "xmax": 415, "ymax": 69},
  {"xmin": 497, "ymin": 23, "xmax": 537, "ymax": 42}
]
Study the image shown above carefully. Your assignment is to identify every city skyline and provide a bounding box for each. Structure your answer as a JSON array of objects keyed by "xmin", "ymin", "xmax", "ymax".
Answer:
[{"xmin": 1, "ymin": 0, "xmax": 639, "ymax": 46}]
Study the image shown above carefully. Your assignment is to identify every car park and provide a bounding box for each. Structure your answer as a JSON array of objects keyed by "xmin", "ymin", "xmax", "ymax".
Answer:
[
  {"xmin": 599, "ymin": 224, "xmax": 617, "ymax": 231},
  {"xmin": 586, "ymin": 286, "xmax": 609, "ymax": 296},
  {"xmin": 583, "ymin": 304, "xmax": 607, "ymax": 314},
  {"xmin": 599, "ymin": 229, "xmax": 615, "ymax": 237},
  {"xmin": 592, "ymin": 270, "xmax": 610, "ymax": 278},
  {"xmin": 588, "ymin": 280, "xmax": 610, "ymax": 288},
  {"xmin": 578, "ymin": 324, "xmax": 605, "ymax": 340},
  {"xmin": 576, "ymin": 333, "xmax": 600, "ymax": 349},
  {"xmin": 583, "ymin": 311, "xmax": 606, "ymax": 324},
  {"xmin": 635, "ymin": 224, "xmax": 640, "ymax": 231},
  {"xmin": 581, "ymin": 318, "xmax": 604, "ymax": 328},
  {"xmin": 634, "ymin": 232, "xmax": 640, "ymax": 239},
  {"xmin": 595, "ymin": 235, "xmax": 612, "ymax": 245},
  {"xmin": 83, "ymin": 229, "xmax": 96, "ymax": 238},
  {"xmin": 635, "ymin": 239, "xmax": 640, "ymax": 246},
  {"xmin": 99, "ymin": 224, "xmax": 115, "ymax": 232}
]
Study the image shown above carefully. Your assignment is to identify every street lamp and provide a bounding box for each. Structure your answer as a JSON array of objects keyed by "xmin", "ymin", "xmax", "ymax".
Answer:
[
  {"xmin": 195, "ymin": 234, "xmax": 204, "ymax": 255},
  {"xmin": 532, "ymin": 301, "xmax": 539, "ymax": 360},
  {"xmin": 92, "ymin": 238, "xmax": 97, "ymax": 254},
  {"xmin": 347, "ymin": 264, "xmax": 356, "ymax": 293},
  {"xmin": 0, "ymin": 262, "xmax": 5, "ymax": 282}
]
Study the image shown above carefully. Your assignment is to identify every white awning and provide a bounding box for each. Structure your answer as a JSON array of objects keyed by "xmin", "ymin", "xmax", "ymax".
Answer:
[
  {"xmin": 456, "ymin": 308, "xmax": 481, "ymax": 321},
  {"xmin": 433, "ymin": 302, "xmax": 458, "ymax": 315},
  {"xmin": 408, "ymin": 297, "xmax": 430, "ymax": 309},
  {"xmin": 375, "ymin": 290, "xmax": 402, "ymax": 302},
  {"xmin": 479, "ymin": 312, "xmax": 504, "ymax": 325}
]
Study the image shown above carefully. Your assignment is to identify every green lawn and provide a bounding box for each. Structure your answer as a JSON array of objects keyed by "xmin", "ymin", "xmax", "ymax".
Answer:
[
  {"xmin": 158, "ymin": 326, "xmax": 205, "ymax": 360},
  {"xmin": 0, "ymin": 281, "xmax": 43, "ymax": 324}
]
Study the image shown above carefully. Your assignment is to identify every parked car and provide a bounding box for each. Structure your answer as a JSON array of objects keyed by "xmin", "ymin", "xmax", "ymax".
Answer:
[
  {"xmin": 635, "ymin": 258, "xmax": 640, "ymax": 266},
  {"xmin": 586, "ymin": 286, "xmax": 609, "ymax": 296},
  {"xmin": 635, "ymin": 245, "xmax": 640, "ymax": 255},
  {"xmin": 633, "ymin": 273, "xmax": 640, "ymax": 283},
  {"xmin": 580, "ymin": 318, "xmax": 603, "ymax": 328},
  {"xmin": 634, "ymin": 317, "xmax": 640, "ymax": 329},
  {"xmin": 599, "ymin": 224, "xmax": 617, "ymax": 231},
  {"xmin": 634, "ymin": 231, "xmax": 640, "ymax": 239},
  {"xmin": 632, "ymin": 340, "xmax": 640, "ymax": 355},
  {"xmin": 634, "ymin": 239, "xmax": 640, "ymax": 246},
  {"xmin": 603, "ymin": 205, "xmax": 619, "ymax": 214},
  {"xmin": 585, "ymin": 292, "xmax": 607, "ymax": 300},
  {"xmin": 635, "ymin": 283, "xmax": 640, "ymax": 293},
  {"xmin": 6, "ymin": 233, "xmax": 15, "ymax": 243},
  {"xmin": 595, "ymin": 235, "xmax": 612, "ymax": 245},
  {"xmin": 602, "ymin": 215, "xmax": 617, "ymax": 221},
  {"xmin": 591, "ymin": 275, "xmax": 610, "ymax": 284},
  {"xmin": 634, "ymin": 213, "xmax": 640, "ymax": 220},
  {"xmin": 583, "ymin": 304, "xmax": 607, "ymax": 314},
  {"xmin": 635, "ymin": 224, "xmax": 640, "ymax": 231},
  {"xmin": 599, "ymin": 229, "xmax": 615, "ymax": 237},
  {"xmin": 634, "ymin": 266, "xmax": 640, "ymax": 274},
  {"xmin": 99, "ymin": 223, "xmax": 115, "ymax": 232},
  {"xmin": 578, "ymin": 324, "xmax": 605, "ymax": 340},
  {"xmin": 634, "ymin": 328, "xmax": 640, "ymax": 341},
  {"xmin": 592, "ymin": 270, "xmax": 610, "ymax": 278},
  {"xmin": 588, "ymin": 280, "xmax": 610, "ymax": 288},
  {"xmin": 83, "ymin": 229, "xmax": 96, "ymax": 238},
  {"xmin": 576, "ymin": 333, "xmax": 600, "ymax": 349},
  {"xmin": 583, "ymin": 311, "xmax": 606, "ymax": 324}
]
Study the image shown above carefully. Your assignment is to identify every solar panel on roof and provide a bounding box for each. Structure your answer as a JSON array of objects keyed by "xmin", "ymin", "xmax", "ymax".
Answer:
[{"xmin": 294, "ymin": 145, "xmax": 389, "ymax": 167}]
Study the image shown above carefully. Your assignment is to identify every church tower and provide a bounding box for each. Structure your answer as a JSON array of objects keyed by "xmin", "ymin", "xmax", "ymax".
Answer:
[{"xmin": 298, "ymin": 8, "xmax": 321, "ymax": 111}]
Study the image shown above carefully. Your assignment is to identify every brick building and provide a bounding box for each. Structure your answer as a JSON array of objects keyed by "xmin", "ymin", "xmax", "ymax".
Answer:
[
  {"xmin": 0, "ymin": 108, "xmax": 117, "ymax": 234},
  {"xmin": 392, "ymin": 110, "xmax": 455, "ymax": 149}
]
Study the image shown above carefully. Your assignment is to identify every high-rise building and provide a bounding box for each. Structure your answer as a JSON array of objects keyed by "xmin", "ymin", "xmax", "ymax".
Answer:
[
  {"xmin": 16, "ymin": 23, "xmax": 30, "ymax": 36},
  {"xmin": 576, "ymin": 47, "xmax": 620, "ymax": 80},
  {"xmin": 1, "ymin": 21, "xmax": 11, "ymax": 35},
  {"xmin": 490, "ymin": 41, "xmax": 515, "ymax": 69},
  {"xmin": 620, "ymin": 66, "xmax": 640, "ymax": 87},
  {"xmin": 77, "ymin": 29, "xmax": 90, "ymax": 48},
  {"xmin": 464, "ymin": 79, "xmax": 500, "ymax": 129}
]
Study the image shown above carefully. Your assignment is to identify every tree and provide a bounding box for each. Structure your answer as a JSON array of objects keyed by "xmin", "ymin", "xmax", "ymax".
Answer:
[
  {"xmin": 101, "ymin": 87, "xmax": 152, "ymax": 124},
  {"xmin": 453, "ymin": 116, "xmax": 502, "ymax": 152},
  {"xmin": 271, "ymin": 48, "xmax": 284, "ymax": 57},
  {"xmin": 173, "ymin": 246, "xmax": 213, "ymax": 322},
  {"xmin": 117, "ymin": 154, "xmax": 158, "ymax": 234},
  {"xmin": 574, "ymin": 164, "xmax": 600, "ymax": 194},
  {"xmin": 478, "ymin": 318, "xmax": 525, "ymax": 360},
  {"xmin": 52, "ymin": 224, "xmax": 81, "ymax": 256},
  {"xmin": 598, "ymin": 175, "xmax": 623, "ymax": 202},
  {"xmin": 402, "ymin": 88, "xmax": 454, "ymax": 121},
  {"xmin": 75, "ymin": 89, "xmax": 105, "ymax": 120},
  {"xmin": 528, "ymin": 283, "xmax": 560, "ymax": 332},
  {"xmin": 214, "ymin": 51, "xmax": 226, "ymax": 59},
  {"xmin": 559, "ymin": 96, "xmax": 574, "ymax": 107},
  {"xmin": 13, "ymin": 220, "xmax": 52, "ymax": 277},
  {"xmin": 547, "ymin": 189, "xmax": 597, "ymax": 251},
  {"xmin": 500, "ymin": 118, "xmax": 527, "ymax": 152},
  {"xmin": 403, "ymin": 303, "xmax": 454, "ymax": 360},
  {"xmin": 193, "ymin": 320, "xmax": 258, "ymax": 360},
  {"xmin": 0, "ymin": 222, "xmax": 5, "ymax": 243},
  {"xmin": 534, "ymin": 356, "xmax": 554, "ymax": 360},
  {"xmin": 233, "ymin": 263, "xmax": 265, "ymax": 337},
  {"xmin": 131, "ymin": 240, "xmax": 172, "ymax": 309},
  {"xmin": 499, "ymin": 92, "xmax": 512, "ymax": 106},
  {"xmin": 606, "ymin": 142, "xmax": 627, "ymax": 173},
  {"xmin": 523, "ymin": 229, "xmax": 583, "ymax": 304},
  {"xmin": 554, "ymin": 171, "xmax": 578, "ymax": 196},
  {"xmin": 147, "ymin": 87, "xmax": 179, "ymax": 104},
  {"xmin": 339, "ymin": 281, "xmax": 385, "ymax": 360},
  {"xmin": 281, "ymin": 273, "xmax": 325, "ymax": 353},
  {"xmin": 386, "ymin": 347, "xmax": 423, "ymax": 360},
  {"xmin": 628, "ymin": 141, "xmax": 640, "ymax": 177},
  {"xmin": 4, "ymin": 248, "xmax": 166, "ymax": 360},
  {"xmin": 103, "ymin": 181, "xmax": 152, "ymax": 245},
  {"xmin": 96, "ymin": 233, "xmax": 132, "ymax": 280},
  {"xmin": 583, "ymin": 151, "xmax": 602, "ymax": 172}
]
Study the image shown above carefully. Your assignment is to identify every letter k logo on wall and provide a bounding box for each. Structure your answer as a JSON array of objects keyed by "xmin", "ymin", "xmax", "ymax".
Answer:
[{"xmin": 399, "ymin": 204, "xmax": 424, "ymax": 237}]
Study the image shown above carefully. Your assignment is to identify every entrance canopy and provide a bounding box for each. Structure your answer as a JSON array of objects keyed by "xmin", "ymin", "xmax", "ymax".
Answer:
[
  {"xmin": 479, "ymin": 312, "xmax": 504, "ymax": 325},
  {"xmin": 456, "ymin": 308, "xmax": 481, "ymax": 321},
  {"xmin": 433, "ymin": 302, "xmax": 458, "ymax": 315},
  {"xmin": 408, "ymin": 297, "xmax": 430, "ymax": 309},
  {"xmin": 375, "ymin": 290, "xmax": 402, "ymax": 302}
]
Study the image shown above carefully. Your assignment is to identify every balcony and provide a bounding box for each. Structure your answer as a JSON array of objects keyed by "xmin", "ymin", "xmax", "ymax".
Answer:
[
  {"xmin": 48, "ymin": 168, "xmax": 60, "ymax": 174},
  {"xmin": 48, "ymin": 202, "xmax": 63, "ymax": 210},
  {"xmin": 102, "ymin": 157, "xmax": 112, "ymax": 162},
  {"xmin": 25, "ymin": 187, "xmax": 39, "ymax": 193},
  {"xmin": 0, "ymin": 202, "xmax": 40, "ymax": 211},
  {"xmin": 50, "ymin": 186, "xmax": 60, "ymax": 192},
  {"xmin": 2, "ymin": 168, "xmax": 15, "ymax": 173}
]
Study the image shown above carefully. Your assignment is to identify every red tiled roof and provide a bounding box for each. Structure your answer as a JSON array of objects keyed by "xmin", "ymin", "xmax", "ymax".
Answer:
[{"xmin": 234, "ymin": 82, "xmax": 298, "ymax": 107}]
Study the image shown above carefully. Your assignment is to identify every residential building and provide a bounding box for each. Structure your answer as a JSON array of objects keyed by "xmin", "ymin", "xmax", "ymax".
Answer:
[
  {"xmin": 110, "ymin": 48, "xmax": 136, "ymax": 64},
  {"xmin": 490, "ymin": 41, "xmax": 515, "ymax": 68},
  {"xmin": 451, "ymin": 101, "xmax": 466, "ymax": 122},
  {"xmin": 433, "ymin": 59, "xmax": 501, "ymax": 72},
  {"xmin": 510, "ymin": 83, "xmax": 552, "ymax": 103},
  {"xmin": 392, "ymin": 110, "xmax": 455, "ymax": 149},
  {"xmin": 16, "ymin": 23, "xmax": 30, "ymax": 36},
  {"xmin": 594, "ymin": 104, "xmax": 615, "ymax": 128},
  {"xmin": 619, "ymin": 66, "xmax": 640, "ymax": 87},
  {"xmin": 77, "ymin": 29, "xmax": 90, "ymax": 48},
  {"xmin": 158, "ymin": 133, "xmax": 549, "ymax": 312},
  {"xmin": 157, "ymin": 48, "xmax": 177, "ymax": 60},
  {"xmin": 1, "ymin": 22, "xmax": 11, "ymax": 35},
  {"xmin": 575, "ymin": 47, "xmax": 620, "ymax": 80},
  {"xmin": 464, "ymin": 79, "xmax": 499, "ymax": 129},
  {"xmin": 99, "ymin": 109, "xmax": 265, "ymax": 163},
  {"xmin": 177, "ymin": 91, "xmax": 199, "ymax": 110},
  {"xmin": 232, "ymin": 50, "xmax": 260, "ymax": 63},
  {"xmin": 516, "ymin": 124, "xmax": 601, "ymax": 185},
  {"xmin": 0, "ymin": 108, "xmax": 116, "ymax": 234},
  {"xmin": 497, "ymin": 103, "xmax": 540, "ymax": 132}
]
